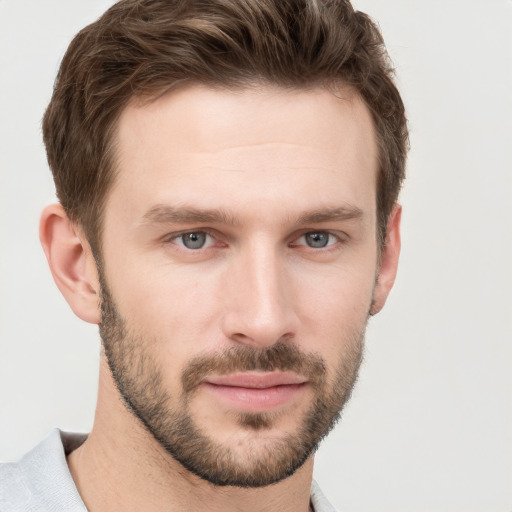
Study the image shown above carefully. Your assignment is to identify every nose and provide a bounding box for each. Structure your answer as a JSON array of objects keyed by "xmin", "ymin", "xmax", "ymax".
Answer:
[{"xmin": 221, "ymin": 241, "xmax": 298, "ymax": 348}]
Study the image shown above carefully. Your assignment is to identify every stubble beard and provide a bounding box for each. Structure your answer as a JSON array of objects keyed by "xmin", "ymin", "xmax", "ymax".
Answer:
[{"xmin": 98, "ymin": 275, "xmax": 366, "ymax": 488}]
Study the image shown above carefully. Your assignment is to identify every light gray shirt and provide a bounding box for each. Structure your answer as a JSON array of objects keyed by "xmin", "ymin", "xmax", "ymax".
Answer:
[{"xmin": 0, "ymin": 429, "xmax": 338, "ymax": 511}]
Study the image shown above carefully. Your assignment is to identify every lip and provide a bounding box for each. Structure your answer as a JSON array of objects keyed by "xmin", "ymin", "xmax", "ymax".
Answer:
[
  {"xmin": 201, "ymin": 372, "xmax": 307, "ymax": 412},
  {"xmin": 205, "ymin": 372, "xmax": 307, "ymax": 388}
]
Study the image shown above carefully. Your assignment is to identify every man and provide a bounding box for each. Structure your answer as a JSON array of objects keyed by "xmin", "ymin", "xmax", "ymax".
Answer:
[{"xmin": 0, "ymin": 0, "xmax": 408, "ymax": 510}]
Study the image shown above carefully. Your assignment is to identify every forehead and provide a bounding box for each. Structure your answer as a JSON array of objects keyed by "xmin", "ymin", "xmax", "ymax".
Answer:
[{"xmin": 109, "ymin": 84, "xmax": 378, "ymax": 223}]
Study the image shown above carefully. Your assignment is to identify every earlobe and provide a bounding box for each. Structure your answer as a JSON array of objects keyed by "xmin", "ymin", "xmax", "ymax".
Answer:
[
  {"xmin": 39, "ymin": 203, "xmax": 101, "ymax": 324},
  {"xmin": 370, "ymin": 204, "xmax": 402, "ymax": 315}
]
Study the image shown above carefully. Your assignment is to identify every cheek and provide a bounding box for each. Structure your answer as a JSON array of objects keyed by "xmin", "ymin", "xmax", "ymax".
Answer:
[
  {"xmin": 108, "ymin": 261, "xmax": 225, "ymax": 361},
  {"xmin": 296, "ymin": 264, "xmax": 375, "ymax": 363},
  {"xmin": 299, "ymin": 260, "xmax": 376, "ymax": 321}
]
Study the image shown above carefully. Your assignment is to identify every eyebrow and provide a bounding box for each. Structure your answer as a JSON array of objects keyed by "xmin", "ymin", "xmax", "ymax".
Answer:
[
  {"xmin": 140, "ymin": 204, "xmax": 364, "ymax": 227},
  {"xmin": 296, "ymin": 206, "xmax": 364, "ymax": 224},
  {"xmin": 141, "ymin": 205, "xmax": 240, "ymax": 226}
]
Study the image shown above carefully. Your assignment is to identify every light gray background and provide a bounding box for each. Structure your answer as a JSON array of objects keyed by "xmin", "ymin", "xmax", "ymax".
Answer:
[{"xmin": 1, "ymin": 1, "xmax": 511, "ymax": 511}]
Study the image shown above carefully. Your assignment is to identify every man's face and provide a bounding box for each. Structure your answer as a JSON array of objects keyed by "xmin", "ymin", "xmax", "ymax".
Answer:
[{"xmin": 98, "ymin": 84, "xmax": 380, "ymax": 487}]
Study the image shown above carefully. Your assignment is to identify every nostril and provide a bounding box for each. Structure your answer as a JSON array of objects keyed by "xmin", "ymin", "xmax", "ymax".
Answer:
[{"xmin": 227, "ymin": 330, "xmax": 296, "ymax": 350}]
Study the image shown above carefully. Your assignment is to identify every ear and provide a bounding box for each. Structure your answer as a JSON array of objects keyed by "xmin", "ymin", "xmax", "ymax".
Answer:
[
  {"xmin": 370, "ymin": 204, "xmax": 402, "ymax": 315},
  {"xmin": 39, "ymin": 203, "xmax": 101, "ymax": 324}
]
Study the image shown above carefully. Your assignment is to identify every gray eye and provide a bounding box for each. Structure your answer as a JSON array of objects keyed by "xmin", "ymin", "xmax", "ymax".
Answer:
[
  {"xmin": 305, "ymin": 232, "xmax": 329, "ymax": 248},
  {"xmin": 181, "ymin": 232, "xmax": 207, "ymax": 249}
]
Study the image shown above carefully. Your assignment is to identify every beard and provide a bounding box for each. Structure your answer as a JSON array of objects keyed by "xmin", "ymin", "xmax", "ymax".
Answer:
[{"xmin": 98, "ymin": 273, "xmax": 366, "ymax": 488}]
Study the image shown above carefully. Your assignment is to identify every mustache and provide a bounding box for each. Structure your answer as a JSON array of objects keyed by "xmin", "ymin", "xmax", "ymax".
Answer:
[{"xmin": 181, "ymin": 341, "xmax": 326, "ymax": 394}]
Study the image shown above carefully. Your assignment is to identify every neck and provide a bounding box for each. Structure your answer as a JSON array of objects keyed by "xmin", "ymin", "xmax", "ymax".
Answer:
[{"xmin": 67, "ymin": 363, "xmax": 314, "ymax": 512}]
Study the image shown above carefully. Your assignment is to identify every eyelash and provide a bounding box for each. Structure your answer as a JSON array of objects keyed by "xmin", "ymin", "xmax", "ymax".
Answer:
[
  {"xmin": 163, "ymin": 229, "xmax": 345, "ymax": 252},
  {"xmin": 167, "ymin": 231, "xmax": 218, "ymax": 250},
  {"xmin": 292, "ymin": 232, "xmax": 341, "ymax": 249}
]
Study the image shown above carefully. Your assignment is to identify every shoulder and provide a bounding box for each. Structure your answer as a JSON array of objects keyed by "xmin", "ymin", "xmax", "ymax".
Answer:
[
  {"xmin": 0, "ymin": 429, "xmax": 87, "ymax": 512},
  {"xmin": 310, "ymin": 479, "xmax": 340, "ymax": 512}
]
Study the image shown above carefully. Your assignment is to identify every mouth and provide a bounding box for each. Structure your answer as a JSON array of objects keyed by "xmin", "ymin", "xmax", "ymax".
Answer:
[{"xmin": 201, "ymin": 372, "xmax": 308, "ymax": 412}]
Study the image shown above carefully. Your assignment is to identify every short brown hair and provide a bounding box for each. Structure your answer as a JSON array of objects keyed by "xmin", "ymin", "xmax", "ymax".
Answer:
[{"xmin": 43, "ymin": 0, "xmax": 408, "ymax": 255}]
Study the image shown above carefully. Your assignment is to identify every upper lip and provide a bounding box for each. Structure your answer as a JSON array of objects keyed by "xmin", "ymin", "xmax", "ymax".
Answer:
[{"xmin": 204, "ymin": 372, "xmax": 307, "ymax": 389}]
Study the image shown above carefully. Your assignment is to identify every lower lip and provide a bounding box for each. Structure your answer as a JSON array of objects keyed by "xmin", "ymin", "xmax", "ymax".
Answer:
[{"xmin": 202, "ymin": 383, "xmax": 305, "ymax": 412}]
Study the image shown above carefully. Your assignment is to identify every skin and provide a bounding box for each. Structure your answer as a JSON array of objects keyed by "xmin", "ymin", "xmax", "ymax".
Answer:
[{"xmin": 40, "ymin": 84, "xmax": 401, "ymax": 512}]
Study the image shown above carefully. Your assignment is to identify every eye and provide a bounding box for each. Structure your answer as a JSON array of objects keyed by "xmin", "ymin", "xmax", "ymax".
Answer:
[
  {"xmin": 173, "ymin": 231, "xmax": 213, "ymax": 250},
  {"xmin": 296, "ymin": 231, "xmax": 338, "ymax": 249}
]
